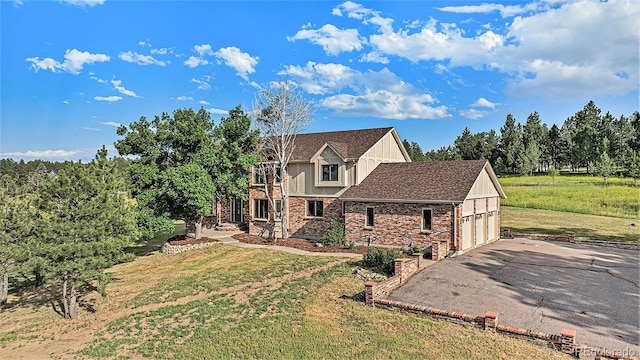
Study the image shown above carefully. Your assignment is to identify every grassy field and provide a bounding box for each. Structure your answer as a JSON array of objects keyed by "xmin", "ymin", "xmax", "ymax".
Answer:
[
  {"xmin": 501, "ymin": 207, "xmax": 639, "ymax": 243},
  {"xmin": 499, "ymin": 174, "xmax": 639, "ymax": 219},
  {"xmin": 0, "ymin": 244, "xmax": 571, "ymax": 359}
]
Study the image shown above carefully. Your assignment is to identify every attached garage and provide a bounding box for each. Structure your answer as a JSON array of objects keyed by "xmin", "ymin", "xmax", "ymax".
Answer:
[{"xmin": 341, "ymin": 160, "xmax": 506, "ymax": 258}]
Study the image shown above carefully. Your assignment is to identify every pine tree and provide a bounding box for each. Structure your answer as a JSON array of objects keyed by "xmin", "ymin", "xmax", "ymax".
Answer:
[{"xmin": 35, "ymin": 148, "xmax": 137, "ymax": 319}]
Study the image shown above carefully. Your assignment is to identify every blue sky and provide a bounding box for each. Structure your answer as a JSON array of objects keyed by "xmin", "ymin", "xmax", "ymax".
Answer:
[{"xmin": 1, "ymin": 0, "xmax": 638, "ymax": 161}]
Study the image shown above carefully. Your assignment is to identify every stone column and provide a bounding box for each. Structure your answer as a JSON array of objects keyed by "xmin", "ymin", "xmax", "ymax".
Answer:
[{"xmin": 412, "ymin": 253, "xmax": 423, "ymax": 269}]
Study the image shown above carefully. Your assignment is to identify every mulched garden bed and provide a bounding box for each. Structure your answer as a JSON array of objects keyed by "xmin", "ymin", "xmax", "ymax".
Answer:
[
  {"xmin": 167, "ymin": 234, "xmax": 219, "ymax": 246},
  {"xmin": 233, "ymin": 233, "xmax": 370, "ymax": 254}
]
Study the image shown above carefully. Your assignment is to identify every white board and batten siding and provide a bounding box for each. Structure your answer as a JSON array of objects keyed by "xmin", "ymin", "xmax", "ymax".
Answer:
[
  {"xmin": 356, "ymin": 130, "xmax": 407, "ymax": 185},
  {"xmin": 459, "ymin": 168, "xmax": 501, "ymax": 251}
]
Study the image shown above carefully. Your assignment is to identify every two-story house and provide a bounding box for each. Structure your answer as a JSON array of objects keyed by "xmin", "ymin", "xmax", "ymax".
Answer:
[{"xmin": 213, "ymin": 126, "xmax": 506, "ymax": 255}]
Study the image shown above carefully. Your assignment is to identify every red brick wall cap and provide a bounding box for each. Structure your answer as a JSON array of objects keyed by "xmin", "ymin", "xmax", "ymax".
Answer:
[
  {"xmin": 484, "ymin": 311, "xmax": 499, "ymax": 319},
  {"xmin": 364, "ymin": 281, "xmax": 377, "ymax": 287},
  {"xmin": 560, "ymin": 329, "xmax": 576, "ymax": 338}
]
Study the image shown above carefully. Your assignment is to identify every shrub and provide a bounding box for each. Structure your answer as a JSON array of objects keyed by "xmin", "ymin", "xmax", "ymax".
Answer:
[
  {"xmin": 362, "ymin": 247, "xmax": 403, "ymax": 274},
  {"xmin": 322, "ymin": 219, "xmax": 347, "ymax": 247}
]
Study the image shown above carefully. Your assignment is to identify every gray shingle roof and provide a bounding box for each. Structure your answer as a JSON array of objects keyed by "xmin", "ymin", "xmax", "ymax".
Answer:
[
  {"xmin": 289, "ymin": 127, "xmax": 394, "ymax": 162},
  {"xmin": 341, "ymin": 160, "xmax": 493, "ymax": 202}
]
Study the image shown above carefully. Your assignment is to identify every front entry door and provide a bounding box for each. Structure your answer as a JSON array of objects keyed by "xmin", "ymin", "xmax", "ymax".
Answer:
[{"xmin": 231, "ymin": 198, "xmax": 243, "ymax": 223}]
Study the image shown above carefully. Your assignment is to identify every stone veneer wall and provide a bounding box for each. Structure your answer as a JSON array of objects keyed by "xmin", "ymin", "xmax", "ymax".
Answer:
[
  {"xmin": 345, "ymin": 201, "xmax": 456, "ymax": 249},
  {"xmin": 161, "ymin": 241, "xmax": 216, "ymax": 254},
  {"xmin": 288, "ymin": 197, "xmax": 342, "ymax": 237}
]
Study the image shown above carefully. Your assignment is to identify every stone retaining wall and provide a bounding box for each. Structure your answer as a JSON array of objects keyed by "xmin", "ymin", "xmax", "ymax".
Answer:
[
  {"xmin": 504, "ymin": 229, "xmax": 640, "ymax": 250},
  {"xmin": 161, "ymin": 241, "xmax": 216, "ymax": 254}
]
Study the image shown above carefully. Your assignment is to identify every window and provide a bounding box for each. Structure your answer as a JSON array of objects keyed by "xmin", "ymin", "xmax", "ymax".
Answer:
[
  {"xmin": 422, "ymin": 208, "xmax": 432, "ymax": 231},
  {"xmin": 321, "ymin": 164, "xmax": 338, "ymax": 181},
  {"xmin": 274, "ymin": 165, "xmax": 282, "ymax": 184},
  {"xmin": 306, "ymin": 200, "xmax": 324, "ymax": 218},
  {"xmin": 274, "ymin": 199, "xmax": 282, "ymax": 220},
  {"xmin": 254, "ymin": 199, "xmax": 268, "ymax": 220},
  {"xmin": 253, "ymin": 164, "xmax": 266, "ymax": 185},
  {"xmin": 342, "ymin": 201, "xmax": 346, "ymax": 215},
  {"xmin": 365, "ymin": 207, "xmax": 374, "ymax": 227}
]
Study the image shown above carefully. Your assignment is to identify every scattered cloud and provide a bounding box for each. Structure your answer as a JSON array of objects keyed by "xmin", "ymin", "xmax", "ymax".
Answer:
[
  {"xmin": 279, "ymin": 62, "xmax": 450, "ymax": 120},
  {"xmin": 151, "ymin": 47, "xmax": 168, "ymax": 55},
  {"xmin": 471, "ymin": 97, "xmax": 499, "ymax": 108},
  {"xmin": 177, "ymin": 96, "xmax": 193, "ymax": 101},
  {"xmin": 436, "ymin": 2, "xmax": 543, "ymax": 18},
  {"xmin": 460, "ymin": 108, "xmax": 488, "ymax": 119},
  {"xmin": 199, "ymin": 100, "xmax": 210, "ymax": 105},
  {"xmin": 94, "ymin": 96, "xmax": 123, "ymax": 102},
  {"xmin": 194, "ymin": 44, "xmax": 214, "ymax": 56},
  {"xmin": 100, "ymin": 121, "xmax": 123, "ymax": 127},
  {"xmin": 119, "ymin": 51, "xmax": 168, "ymax": 66},
  {"xmin": 191, "ymin": 77, "xmax": 211, "ymax": 90},
  {"xmin": 288, "ymin": 23, "xmax": 365, "ymax": 56},
  {"xmin": 207, "ymin": 108, "xmax": 228, "ymax": 115},
  {"xmin": 27, "ymin": 49, "xmax": 109, "ymax": 74},
  {"xmin": 214, "ymin": 46, "xmax": 258, "ymax": 80},
  {"xmin": 59, "ymin": 0, "xmax": 104, "ymax": 7},
  {"xmin": 82, "ymin": 126, "xmax": 101, "ymax": 131},
  {"xmin": 0, "ymin": 149, "xmax": 79, "ymax": 158},
  {"xmin": 138, "ymin": 40, "xmax": 151, "ymax": 47},
  {"xmin": 184, "ymin": 56, "xmax": 208, "ymax": 68},
  {"xmin": 111, "ymin": 79, "xmax": 139, "ymax": 97},
  {"xmin": 90, "ymin": 75, "xmax": 107, "ymax": 83},
  {"xmin": 62, "ymin": 99, "xmax": 70, "ymax": 104}
]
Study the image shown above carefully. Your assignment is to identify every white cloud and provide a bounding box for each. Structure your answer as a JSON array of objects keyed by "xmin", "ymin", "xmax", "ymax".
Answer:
[
  {"xmin": 460, "ymin": 109, "xmax": 488, "ymax": 120},
  {"xmin": 59, "ymin": 0, "xmax": 104, "ymax": 7},
  {"xmin": 194, "ymin": 44, "xmax": 214, "ymax": 56},
  {"xmin": 207, "ymin": 108, "xmax": 228, "ymax": 115},
  {"xmin": 119, "ymin": 51, "xmax": 168, "ymax": 66},
  {"xmin": 111, "ymin": 79, "xmax": 139, "ymax": 97},
  {"xmin": 94, "ymin": 96, "xmax": 122, "ymax": 102},
  {"xmin": 138, "ymin": 40, "xmax": 151, "ymax": 47},
  {"xmin": 436, "ymin": 2, "xmax": 542, "ymax": 18},
  {"xmin": 184, "ymin": 56, "xmax": 209, "ymax": 68},
  {"xmin": 471, "ymin": 97, "xmax": 499, "ymax": 108},
  {"xmin": 0, "ymin": 149, "xmax": 79, "ymax": 158},
  {"xmin": 177, "ymin": 96, "xmax": 194, "ymax": 101},
  {"xmin": 90, "ymin": 75, "xmax": 107, "ymax": 84},
  {"xmin": 288, "ymin": 24, "xmax": 365, "ymax": 56},
  {"xmin": 100, "ymin": 121, "xmax": 123, "ymax": 127},
  {"xmin": 199, "ymin": 100, "xmax": 210, "ymax": 105},
  {"xmin": 62, "ymin": 99, "xmax": 70, "ymax": 104},
  {"xmin": 82, "ymin": 126, "xmax": 102, "ymax": 131},
  {"xmin": 214, "ymin": 46, "xmax": 258, "ymax": 80},
  {"xmin": 150, "ymin": 47, "xmax": 168, "ymax": 55},
  {"xmin": 26, "ymin": 49, "xmax": 109, "ymax": 74},
  {"xmin": 280, "ymin": 62, "xmax": 450, "ymax": 120},
  {"xmin": 191, "ymin": 78, "xmax": 211, "ymax": 90}
]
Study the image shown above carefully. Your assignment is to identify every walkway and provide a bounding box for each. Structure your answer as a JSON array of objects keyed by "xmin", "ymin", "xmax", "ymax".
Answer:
[{"xmin": 200, "ymin": 228, "xmax": 363, "ymax": 259}]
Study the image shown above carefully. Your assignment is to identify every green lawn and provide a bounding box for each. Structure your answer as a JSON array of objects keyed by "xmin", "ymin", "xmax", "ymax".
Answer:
[
  {"xmin": 1, "ymin": 245, "xmax": 571, "ymax": 360},
  {"xmin": 499, "ymin": 174, "xmax": 639, "ymax": 219}
]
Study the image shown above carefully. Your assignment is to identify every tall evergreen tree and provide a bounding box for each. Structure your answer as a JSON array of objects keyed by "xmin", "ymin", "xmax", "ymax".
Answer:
[
  {"xmin": 499, "ymin": 114, "xmax": 522, "ymax": 173},
  {"xmin": 35, "ymin": 148, "xmax": 138, "ymax": 319}
]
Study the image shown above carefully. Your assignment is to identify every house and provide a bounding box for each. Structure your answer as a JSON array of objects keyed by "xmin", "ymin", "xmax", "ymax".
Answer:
[
  {"xmin": 341, "ymin": 160, "xmax": 506, "ymax": 254},
  {"xmin": 214, "ymin": 127, "xmax": 506, "ymax": 256}
]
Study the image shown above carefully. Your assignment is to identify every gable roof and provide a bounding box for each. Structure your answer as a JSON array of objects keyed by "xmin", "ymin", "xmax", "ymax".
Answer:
[
  {"xmin": 341, "ymin": 160, "xmax": 506, "ymax": 203},
  {"xmin": 288, "ymin": 127, "xmax": 400, "ymax": 162}
]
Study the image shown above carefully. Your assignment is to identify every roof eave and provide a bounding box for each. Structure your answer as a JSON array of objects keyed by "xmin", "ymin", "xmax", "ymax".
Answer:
[{"xmin": 340, "ymin": 197, "xmax": 464, "ymax": 204}]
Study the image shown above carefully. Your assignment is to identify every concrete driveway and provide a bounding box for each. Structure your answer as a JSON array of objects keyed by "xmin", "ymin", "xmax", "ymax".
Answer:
[{"xmin": 387, "ymin": 238, "xmax": 639, "ymax": 356}]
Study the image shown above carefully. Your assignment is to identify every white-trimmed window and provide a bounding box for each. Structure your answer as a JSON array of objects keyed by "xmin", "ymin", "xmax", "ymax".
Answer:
[
  {"xmin": 253, "ymin": 164, "xmax": 267, "ymax": 185},
  {"xmin": 274, "ymin": 165, "xmax": 282, "ymax": 184},
  {"xmin": 422, "ymin": 208, "xmax": 432, "ymax": 231},
  {"xmin": 254, "ymin": 199, "xmax": 268, "ymax": 220},
  {"xmin": 306, "ymin": 200, "xmax": 324, "ymax": 218},
  {"xmin": 274, "ymin": 199, "xmax": 282, "ymax": 220},
  {"xmin": 365, "ymin": 207, "xmax": 375, "ymax": 227},
  {"xmin": 321, "ymin": 164, "xmax": 339, "ymax": 182}
]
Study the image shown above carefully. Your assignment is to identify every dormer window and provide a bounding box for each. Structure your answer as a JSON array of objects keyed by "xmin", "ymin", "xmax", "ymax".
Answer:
[{"xmin": 322, "ymin": 164, "xmax": 338, "ymax": 182}]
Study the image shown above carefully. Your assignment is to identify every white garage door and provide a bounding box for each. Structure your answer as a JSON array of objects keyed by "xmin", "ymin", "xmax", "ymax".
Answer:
[
  {"xmin": 475, "ymin": 213, "xmax": 486, "ymax": 246},
  {"xmin": 461, "ymin": 216, "xmax": 473, "ymax": 251},
  {"xmin": 487, "ymin": 211, "xmax": 496, "ymax": 241}
]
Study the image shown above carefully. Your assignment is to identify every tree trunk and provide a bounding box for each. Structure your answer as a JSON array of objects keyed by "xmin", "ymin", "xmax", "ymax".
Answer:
[
  {"xmin": 280, "ymin": 182, "xmax": 288, "ymax": 239},
  {"xmin": 34, "ymin": 269, "xmax": 43, "ymax": 288},
  {"xmin": 195, "ymin": 216, "xmax": 203, "ymax": 240},
  {"xmin": 62, "ymin": 276, "xmax": 69, "ymax": 318},
  {"xmin": 69, "ymin": 282, "xmax": 78, "ymax": 319},
  {"xmin": 0, "ymin": 262, "xmax": 9, "ymax": 306}
]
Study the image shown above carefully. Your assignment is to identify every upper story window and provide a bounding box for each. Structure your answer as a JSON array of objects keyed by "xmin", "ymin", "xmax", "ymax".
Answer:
[
  {"xmin": 274, "ymin": 165, "xmax": 282, "ymax": 184},
  {"xmin": 253, "ymin": 164, "xmax": 267, "ymax": 185},
  {"xmin": 322, "ymin": 164, "xmax": 339, "ymax": 182}
]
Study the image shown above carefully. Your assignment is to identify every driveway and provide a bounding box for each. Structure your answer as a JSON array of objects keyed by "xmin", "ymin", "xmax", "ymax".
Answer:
[{"xmin": 387, "ymin": 238, "xmax": 639, "ymax": 356}]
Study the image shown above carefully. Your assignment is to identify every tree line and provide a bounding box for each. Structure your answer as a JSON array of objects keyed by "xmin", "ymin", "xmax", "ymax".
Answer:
[{"xmin": 403, "ymin": 101, "xmax": 640, "ymax": 181}]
